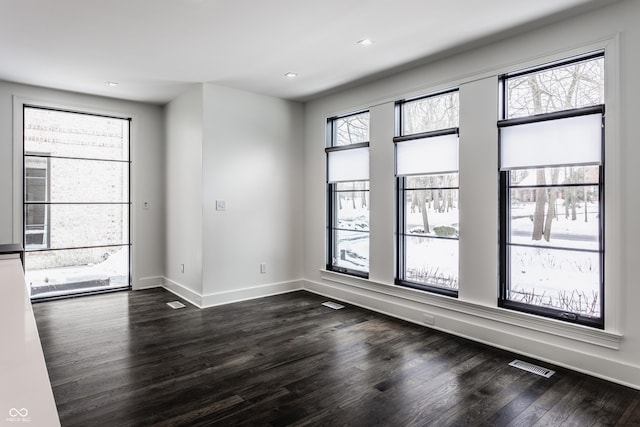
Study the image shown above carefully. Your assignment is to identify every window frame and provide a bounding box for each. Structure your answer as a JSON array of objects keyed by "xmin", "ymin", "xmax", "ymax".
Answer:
[
  {"xmin": 394, "ymin": 89, "xmax": 460, "ymax": 297},
  {"xmin": 22, "ymin": 104, "xmax": 133, "ymax": 300},
  {"xmin": 326, "ymin": 111, "xmax": 370, "ymax": 278},
  {"xmin": 498, "ymin": 52, "xmax": 606, "ymax": 329}
]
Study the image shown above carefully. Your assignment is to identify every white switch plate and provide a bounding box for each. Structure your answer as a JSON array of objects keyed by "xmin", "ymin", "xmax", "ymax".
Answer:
[
  {"xmin": 260, "ymin": 262, "xmax": 267, "ymax": 274},
  {"xmin": 143, "ymin": 201, "xmax": 150, "ymax": 210},
  {"xmin": 216, "ymin": 200, "xmax": 226, "ymax": 211}
]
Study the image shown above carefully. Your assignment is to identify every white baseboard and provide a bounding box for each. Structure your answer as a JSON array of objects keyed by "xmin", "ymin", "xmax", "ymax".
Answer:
[
  {"xmin": 132, "ymin": 276, "xmax": 164, "ymax": 290},
  {"xmin": 157, "ymin": 277, "xmax": 303, "ymax": 309},
  {"xmin": 201, "ymin": 279, "xmax": 303, "ymax": 308},
  {"xmin": 161, "ymin": 277, "xmax": 204, "ymax": 308},
  {"xmin": 302, "ymin": 278, "xmax": 640, "ymax": 390},
  {"xmin": 139, "ymin": 273, "xmax": 640, "ymax": 389}
]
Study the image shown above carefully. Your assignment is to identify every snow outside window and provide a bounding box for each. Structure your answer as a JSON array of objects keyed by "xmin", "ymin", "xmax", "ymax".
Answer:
[
  {"xmin": 326, "ymin": 111, "xmax": 370, "ymax": 277},
  {"xmin": 395, "ymin": 89, "xmax": 459, "ymax": 296},
  {"xmin": 498, "ymin": 51, "xmax": 605, "ymax": 328}
]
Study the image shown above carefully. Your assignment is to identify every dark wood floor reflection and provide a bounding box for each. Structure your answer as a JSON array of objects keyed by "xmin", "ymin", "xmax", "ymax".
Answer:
[{"xmin": 33, "ymin": 288, "xmax": 639, "ymax": 426}]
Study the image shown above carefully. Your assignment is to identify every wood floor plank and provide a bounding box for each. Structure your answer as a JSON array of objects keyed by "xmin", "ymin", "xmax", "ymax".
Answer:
[
  {"xmin": 31, "ymin": 288, "xmax": 640, "ymax": 426},
  {"xmin": 617, "ymin": 394, "xmax": 640, "ymax": 426}
]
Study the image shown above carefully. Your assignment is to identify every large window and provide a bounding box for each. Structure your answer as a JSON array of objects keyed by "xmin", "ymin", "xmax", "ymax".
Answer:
[
  {"xmin": 24, "ymin": 106, "xmax": 131, "ymax": 299},
  {"xmin": 395, "ymin": 90, "xmax": 459, "ymax": 296},
  {"xmin": 326, "ymin": 111, "xmax": 370, "ymax": 277},
  {"xmin": 498, "ymin": 52, "xmax": 605, "ymax": 328}
]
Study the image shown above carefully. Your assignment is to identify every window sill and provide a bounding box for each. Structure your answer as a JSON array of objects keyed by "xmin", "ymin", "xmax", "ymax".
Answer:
[{"xmin": 318, "ymin": 269, "xmax": 623, "ymax": 350}]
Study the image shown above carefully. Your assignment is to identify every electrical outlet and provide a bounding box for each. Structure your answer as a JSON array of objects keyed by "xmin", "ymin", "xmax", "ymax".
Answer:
[
  {"xmin": 143, "ymin": 201, "xmax": 150, "ymax": 210},
  {"xmin": 180, "ymin": 264, "xmax": 185, "ymax": 274},
  {"xmin": 216, "ymin": 200, "xmax": 226, "ymax": 211},
  {"xmin": 260, "ymin": 262, "xmax": 267, "ymax": 274}
]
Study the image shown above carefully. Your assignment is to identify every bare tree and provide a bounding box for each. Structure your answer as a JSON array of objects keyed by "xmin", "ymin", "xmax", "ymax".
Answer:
[
  {"xmin": 543, "ymin": 169, "xmax": 560, "ymax": 241},
  {"xmin": 336, "ymin": 113, "xmax": 369, "ymax": 146},
  {"xmin": 511, "ymin": 59, "xmax": 603, "ymax": 242},
  {"xmin": 401, "ymin": 92, "xmax": 460, "ymax": 235},
  {"xmin": 404, "ymin": 92, "xmax": 459, "ymax": 134},
  {"xmin": 418, "ymin": 190, "xmax": 430, "ymax": 234},
  {"xmin": 407, "ymin": 176, "xmax": 431, "ymax": 233},
  {"xmin": 532, "ymin": 171, "xmax": 547, "ymax": 241}
]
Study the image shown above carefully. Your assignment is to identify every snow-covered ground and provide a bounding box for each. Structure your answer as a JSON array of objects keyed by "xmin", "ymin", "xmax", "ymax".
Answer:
[
  {"xmin": 509, "ymin": 199, "xmax": 601, "ymax": 316},
  {"xmin": 335, "ymin": 197, "xmax": 600, "ymax": 315},
  {"xmin": 26, "ymin": 247, "xmax": 129, "ymax": 298},
  {"xmin": 404, "ymin": 204, "xmax": 458, "ymax": 289},
  {"xmin": 334, "ymin": 202, "xmax": 369, "ymax": 271}
]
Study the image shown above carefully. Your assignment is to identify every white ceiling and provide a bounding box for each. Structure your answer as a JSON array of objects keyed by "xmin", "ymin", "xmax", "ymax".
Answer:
[{"xmin": 0, "ymin": 0, "xmax": 608, "ymax": 105}]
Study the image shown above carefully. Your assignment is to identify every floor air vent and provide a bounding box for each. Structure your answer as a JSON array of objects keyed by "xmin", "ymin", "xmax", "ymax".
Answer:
[
  {"xmin": 509, "ymin": 359, "xmax": 555, "ymax": 378},
  {"xmin": 167, "ymin": 301, "xmax": 186, "ymax": 309},
  {"xmin": 322, "ymin": 301, "xmax": 345, "ymax": 310}
]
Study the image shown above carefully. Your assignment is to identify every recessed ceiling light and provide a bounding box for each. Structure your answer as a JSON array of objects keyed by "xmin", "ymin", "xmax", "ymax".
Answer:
[
  {"xmin": 284, "ymin": 72, "xmax": 298, "ymax": 78},
  {"xmin": 105, "ymin": 81, "xmax": 119, "ymax": 87},
  {"xmin": 357, "ymin": 39, "xmax": 375, "ymax": 46}
]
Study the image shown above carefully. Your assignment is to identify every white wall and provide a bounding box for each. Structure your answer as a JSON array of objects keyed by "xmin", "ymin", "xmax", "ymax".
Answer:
[
  {"xmin": 164, "ymin": 83, "xmax": 304, "ymax": 306},
  {"xmin": 164, "ymin": 85, "xmax": 204, "ymax": 302},
  {"xmin": 0, "ymin": 80, "xmax": 165, "ymax": 289},
  {"xmin": 303, "ymin": 0, "xmax": 640, "ymax": 389}
]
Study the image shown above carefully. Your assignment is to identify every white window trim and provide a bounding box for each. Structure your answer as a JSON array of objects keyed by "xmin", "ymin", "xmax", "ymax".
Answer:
[
  {"xmin": 496, "ymin": 38, "xmax": 621, "ymax": 333},
  {"xmin": 320, "ymin": 269, "xmax": 622, "ymax": 350}
]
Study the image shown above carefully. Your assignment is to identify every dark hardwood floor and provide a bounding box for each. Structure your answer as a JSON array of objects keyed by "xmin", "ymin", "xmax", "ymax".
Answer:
[{"xmin": 32, "ymin": 288, "xmax": 640, "ymax": 426}]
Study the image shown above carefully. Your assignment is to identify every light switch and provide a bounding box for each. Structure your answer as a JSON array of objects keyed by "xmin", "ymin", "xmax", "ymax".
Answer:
[{"xmin": 216, "ymin": 200, "xmax": 226, "ymax": 211}]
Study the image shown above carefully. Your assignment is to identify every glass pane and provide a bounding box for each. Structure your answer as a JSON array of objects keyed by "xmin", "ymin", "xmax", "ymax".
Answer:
[
  {"xmin": 402, "ymin": 91, "xmax": 459, "ymax": 134},
  {"xmin": 336, "ymin": 181, "xmax": 370, "ymax": 192},
  {"xmin": 327, "ymin": 147, "xmax": 369, "ymax": 182},
  {"xmin": 25, "ymin": 203, "xmax": 129, "ymax": 249},
  {"xmin": 510, "ymin": 166, "xmax": 599, "ymax": 186},
  {"xmin": 333, "ymin": 230, "xmax": 369, "ymax": 272},
  {"xmin": 25, "ymin": 175, "xmax": 47, "ymax": 202},
  {"xmin": 396, "ymin": 133, "xmax": 458, "ymax": 176},
  {"xmin": 25, "ymin": 202, "xmax": 46, "ymax": 226},
  {"xmin": 25, "ymin": 156, "xmax": 128, "ymax": 203},
  {"xmin": 26, "ymin": 167, "xmax": 47, "ymax": 178},
  {"xmin": 405, "ymin": 173, "xmax": 458, "ymax": 189},
  {"xmin": 334, "ymin": 112, "xmax": 369, "ymax": 146},
  {"xmin": 25, "ymin": 229, "xmax": 46, "ymax": 247},
  {"xmin": 500, "ymin": 113, "xmax": 602, "ymax": 170},
  {"xmin": 506, "ymin": 56, "xmax": 604, "ymax": 119},
  {"xmin": 404, "ymin": 236, "xmax": 458, "ymax": 290},
  {"xmin": 24, "ymin": 107, "xmax": 129, "ymax": 161},
  {"xmin": 404, "ymin": 187, "xmax": 459, "ymax": 237},
  {"xmin": 334, "ymin": 187, "xmax": 369, "ymax": 232},
  {"xmin": 508, "ymin": 246, "xmax": 600, "ymax": 317},
  {"xmin": 26, "ymin": 246, "xmax": 129, "ymax": 299},
  {"xmin": 510, "ymin": 185, "xmax": 599, "ymax": 250}
]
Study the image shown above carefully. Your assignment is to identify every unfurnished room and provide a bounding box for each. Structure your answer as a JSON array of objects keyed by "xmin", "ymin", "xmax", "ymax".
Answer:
[{"xmin": 1, "ymin": 1, "xmax": 640, "ymax": 426}]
